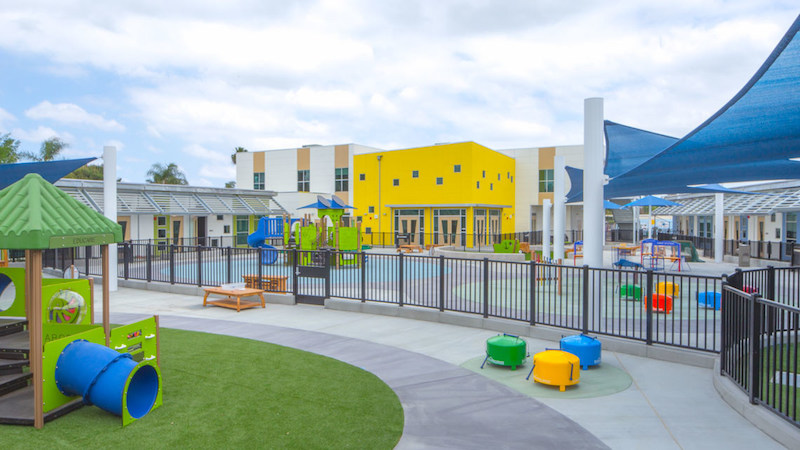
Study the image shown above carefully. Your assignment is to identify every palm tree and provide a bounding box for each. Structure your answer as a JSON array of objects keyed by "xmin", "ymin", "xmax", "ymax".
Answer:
[
  {"xmin": 22, "ymin": 137, "xmax": 68, "ymax": 161},
  {"xmin": 146, "ymin": 163, "xmax": 188, "ymax": 185},
  {"xmin": 231, "ymin": 146, "xmax": 247, "ymax": 164},
  {"xmin": 0, "ymin": 133, "xmax": 21, "ymax": 164}
]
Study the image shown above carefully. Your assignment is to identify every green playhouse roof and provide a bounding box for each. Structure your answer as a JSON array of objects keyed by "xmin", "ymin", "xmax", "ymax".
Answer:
[{"xmin": 0, "ymin": 173, "xmax": 122, "ymax": 250}]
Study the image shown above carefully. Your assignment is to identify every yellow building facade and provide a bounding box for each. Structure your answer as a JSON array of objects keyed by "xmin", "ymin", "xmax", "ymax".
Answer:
[{"xmin": 353, "ymin": 142, "xmax": 515, "ymax": 247}]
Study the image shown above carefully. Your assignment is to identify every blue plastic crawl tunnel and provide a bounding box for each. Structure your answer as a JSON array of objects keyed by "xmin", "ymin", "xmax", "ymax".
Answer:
[{"xmin": 55, "ymin": 339, "xmax": 160, "ymax": 419}]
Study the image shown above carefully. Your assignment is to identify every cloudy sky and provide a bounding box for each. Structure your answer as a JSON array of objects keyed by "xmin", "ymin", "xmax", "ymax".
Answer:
[{"xmin": 0, "ymin": 1, "xmax": 797, "ymax": 186}]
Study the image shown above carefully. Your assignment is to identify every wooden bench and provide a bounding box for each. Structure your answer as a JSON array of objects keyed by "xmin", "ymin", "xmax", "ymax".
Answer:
[
  {"xmin": 203, "ymin": 287, "xmax": 265, "ymax": 312},
  {"xmin": 242, "ymin": 274, "xmax": 289, "ymax": 292},
  {"xmin": 396, "ymin": 244, "xmax": 423, "ymax": 253}
]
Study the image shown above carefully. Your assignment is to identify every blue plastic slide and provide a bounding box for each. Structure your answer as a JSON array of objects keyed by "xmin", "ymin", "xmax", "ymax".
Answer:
[
  {"xmin": 247, "ymin": 218, "xmax": 279, "ymax": 264},
  {"xmin": 55, "ymin": 340, "xmax": 160, "ymax": 419}
]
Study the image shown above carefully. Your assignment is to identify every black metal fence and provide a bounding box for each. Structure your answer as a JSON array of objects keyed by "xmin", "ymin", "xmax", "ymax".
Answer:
[
  {"xmin": 359, "ymin": 230, "xmax": 584, "ymax": 249},
  {"xmin": 42, "ymin": 242, "xmax": 725, "ymax": 353},
  {"xmin": 658, "ymin": 232, "xmax": 795, "ymax": 262},
  {"xmin": 721, "ymin": 266, "xmax": 800, "ymax": 428}
]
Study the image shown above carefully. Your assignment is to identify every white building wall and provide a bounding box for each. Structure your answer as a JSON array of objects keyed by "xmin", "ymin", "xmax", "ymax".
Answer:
[
  {"xmin": 236, "ymin": 152, "xmax": 254, "ymax": 189},
  {"xmin": 309, "ymin": 145, "xmax": 335, "ymax": 194},
  {"xmin": 129, "ymin": 215, "xmax": 154, "ymax": 241},
  {"xmin": 265, "ymin": 149, "xmax": 298, "ymax": 192}
]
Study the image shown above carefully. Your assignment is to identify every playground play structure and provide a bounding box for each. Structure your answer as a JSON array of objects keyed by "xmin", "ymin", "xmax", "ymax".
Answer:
[
  {"xmin": 247, "ymin": 195, "xmax": 363, "ymax": 267},
  {"xmin": 0, "ymin": 174, "xmax": 162, "ymax": 428}
]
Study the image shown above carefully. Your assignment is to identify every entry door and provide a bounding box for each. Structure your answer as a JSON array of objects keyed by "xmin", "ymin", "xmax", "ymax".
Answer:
[
  {"xmin": 400, "ymin": 217, "xmax": 419, "ymax": 244},
  {"xmin": 488, "ymin": 214, "xmax": 500, "ymax": 242},
  {"xmin": 740, "ymin": 215, "xmax": 749, "ymax": 242},
  {"xmin": 438, "ymin": 217, "xmax": 461, "ymax": 246},
  {"xmin": 172, "ymin": 219, "xmax": 182, "ymax": 246},
  {"xmin": 475, "ymin": 215, "xmax": 486, "ymax": 246},
  {"xmin": 197, "ymin": 217, "xmax": 207, "ymax": 246}
]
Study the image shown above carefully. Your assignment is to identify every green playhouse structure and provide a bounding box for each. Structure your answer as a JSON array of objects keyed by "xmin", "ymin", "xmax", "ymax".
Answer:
[
  {"xmin": 249, "ymin": 195, "xmax": 362, "ymax": 267},
  {"xmin": 0, "ymin": 173, "xmax": 163, "ymax": 428}
]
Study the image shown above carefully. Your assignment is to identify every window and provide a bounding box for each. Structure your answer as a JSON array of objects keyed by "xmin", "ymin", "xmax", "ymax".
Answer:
[
  {"xmin": 436, "ymin": 177, "xmax": 443, "ymax": 185},
  {"xmin": 235, "ymin": 216, "xmax": 250, "ymax": 246},
  {"xmin": 297, "ymin": 170, "xmax": 310, "ymax": 192},
  {"xmin": 454, "ymin": 164, "xmax": 461, "ymax": 173},
  {"xmin": 393, "ymin": 179, "xmax": 399, "ymax": 186},
  {"xmin": 359, "ymin": 173, "xmax": 365, "ymax": 181},
  {"xmin": 253, "ymin": 172, "xmax": 265, "ymax": 190},
  {"xmin": 538, "ymin": 169, "xmax": 554, "ymax": 192},
  {"xmin": 216, "ymin": 215, "xmax": 224, "ymax": 221},
  {"xmin": 335, "ymin": 167, "xmax": 349, "ymax": 191},
  {"xmin": 365, "ymin": 227, "xmax": 372, "ymax": 234},
  {"xmin": 507, "ymin": 172, "xmax": 510, "ymax": 179},
  {"xmin": 223, "ymin": 225, "xmax": 231, "ymax": 234},
  {"xmin": 476, "ymin": 181, "xmax": 480, "ymax": 189},
  {"xmin": 511, "ymin": 175, "xmax": 513, "ymax": 183},
  {"xmin": 412, "ymin": 170, "xmax": 419, "ymax": 178},
  {"xmin": 490, "ymin": 183, "xmax": 493, "ymax": 191},
  {"xmin": 368, "ymin": 206, "xmax": 375, "ymax": 213},
  {"xmin": 497, "ymin": 173, "xmax": 500, "ymax": 181},
  {"xmin": 157, "ymin": 216, "xmax": 167, "ymax": 226}
]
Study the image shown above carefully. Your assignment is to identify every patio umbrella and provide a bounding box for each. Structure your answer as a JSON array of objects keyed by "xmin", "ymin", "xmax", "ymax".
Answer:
[
  {"xmin": 623, "ymin": 196, "xmax": 682, "ymax": 239},
  {"xmin": 604, "ymin": 200, "xmax": 625, "ymax": 210}
]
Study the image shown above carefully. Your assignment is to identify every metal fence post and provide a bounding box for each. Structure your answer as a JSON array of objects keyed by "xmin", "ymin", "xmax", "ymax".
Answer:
[
  {"xmin": 529, "ymin": 260, "xmax": 536, "ymax": 326},
  {"xmin": 226, "ymin": 247, "xmax": 232, "ymax": 284},
  {"xmin": 197, "ymin": 245, "xmax": 202, "ymax": 287},
  {"xmin": 398, "ymin": 252, "xmax": 404, "ymax": 307},
  {"xmin": 766, "ymin": 265, "xmax": 775, "ymax": 300},
  {"xmin": 720, "ymin": 280, "xmax": 728, "ymax": 376},
  {"xmin": 582, "ymin": 265, "xmax": 589, "ymax": 334},
  {"xmin": 360, "ymin": 251, "xmax": 366, "ymax": 303},
  {"xmin": 292, "ymin": 249, "xmax": 298, "ymax": 296},
  {"xmin": 748, "ymin": 293, "xmax": 762, "ymax": 405},
  {"xmin": 646, "ymin": 269, "xmax": 654, "ymax": 345},
  {"xmin": 439, "ymin": 255, "xmax": 445, "ymax": 312},
  {"xmin": 483, "ymin": 258, "xmax": 489, "ymax": 318},
  {"xmin": 123, "ymin": 242, "xmax": 130, "ymax": 280},
  {"xmin": 146, "ymin": 244, "xmax": 152, "ymax": 282},
  {"xmin": 325, "ymin": 250, "xmax": 331, "ymax": 299},
  {"xmin": 169, "ymin": 245, "xmax": 175, "ymax": 285},
  {"xmin": 85, "ymin": 245, "xmax": 91, "ymax": 275},
  {"xmin": 256, "ymin": 247, "xmax": 262, "ymax": 290}
]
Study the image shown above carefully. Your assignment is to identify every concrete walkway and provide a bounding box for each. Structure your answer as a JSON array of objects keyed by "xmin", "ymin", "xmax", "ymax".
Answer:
[{"xmin": 101, "ymin": 286, "xmax": 784, "ymax": 449}]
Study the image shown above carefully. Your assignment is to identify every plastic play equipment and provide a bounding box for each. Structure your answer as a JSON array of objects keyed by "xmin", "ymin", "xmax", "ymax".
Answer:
[
  {"xmin": 559, "ymin": 334, "xmax": 602, "ymax": 370},
  {"xmin": 493, "ymin": 239, "xmax": 519, "ymax": 254},
  {"xmin": 56, "ymin": 340, "xmax": 160, "ymax": 419},
  {"xmin": 526, "ymin": 349, "xmax": 580, "ymax": 392},
  {"xmin": 675, "ymin": 240, "xmax": 702, "ymax": 263},
  {"xmin": 481, "ymin": 334, "xmax": 527, "ymax": 370},
  {"xmin": 0, "ymin": 174, "xmax": 163, "ymax": 428},
  {"xmin": 572, "ymin": 241, "xmax": 584, "ymax": 266},
  {"xmin": 640, "ymin": 239, "xmax": 682, "ymax": 271},
  {"xmin": 697, "ymin": 291, "xmax": 722, "ymax": 310},
  {"xmin": 248, "ymin": 218, "xmax": 282, "ymax": 265},
  {"xmin": 644, "ymin": 294, "xmax": 673, "ymax": 314},
  {"xmin": 619, "ymin": 284, "xmax": 642, "ymax": 301}
]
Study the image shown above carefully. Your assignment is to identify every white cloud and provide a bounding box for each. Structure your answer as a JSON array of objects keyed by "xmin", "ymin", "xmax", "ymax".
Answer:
[
  {"xmin": 12, "ymin": 125, "xmax": 66, "ymax": 143},
  {"xmin": 25, "ymin": 101, "xmax": 125, "ymax": 131},
  {"xmin": 0, "ymin": 107, "xmax": 16, "ymax": 128},
  {"xmin": 0, "ymin": 0, "xmax": 795, "ymax": 186}
]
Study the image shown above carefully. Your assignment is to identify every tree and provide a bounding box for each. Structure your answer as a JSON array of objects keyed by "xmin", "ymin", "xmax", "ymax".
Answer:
[
  {"xmin": 0, "ymin": 133, "xmax": 21, "ymax": 164},
  {"xmin": 231, "ymin": 146, "xmax": 247, "ymax": 164},
  {"xmin": 22, "ymin": 137, "xmax": 68, "ymax": 161},
  {"xmin": 65, "ymin": 164, "xmax": 105, "ymax": 180},
  {"xmin": 146, "ymin": 163, "xmax": 188, "ymax": 185},
  {"xmin": 225, "ymin": 181, "xmax": 236, "ymax": 188}
]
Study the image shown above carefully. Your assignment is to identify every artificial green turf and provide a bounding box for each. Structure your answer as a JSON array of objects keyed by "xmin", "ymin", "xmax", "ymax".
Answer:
[{"xmin": 1, "ymin": 328, "xmax": 404, "ymax": 449}]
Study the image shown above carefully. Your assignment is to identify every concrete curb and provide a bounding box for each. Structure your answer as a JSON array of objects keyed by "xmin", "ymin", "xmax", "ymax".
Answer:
[
  {"xmin": 713, "ymin": 359, "xmax": 800, "ymax": 449},
  {"xmin": 325, "ymin": 297, "xmax": 717, "ymax": 369}
]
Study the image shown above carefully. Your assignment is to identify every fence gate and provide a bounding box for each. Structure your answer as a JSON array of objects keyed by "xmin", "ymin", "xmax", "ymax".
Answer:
[{"xmin": 294, "ymin": 250, "xmax": 330, "ymax": 305}]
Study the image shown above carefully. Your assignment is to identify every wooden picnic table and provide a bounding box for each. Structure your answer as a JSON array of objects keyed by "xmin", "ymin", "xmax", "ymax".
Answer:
[
  {"xmin": 397, "ymin": 244, "xmax": 423, "ymax": 253},
  {"xmin": 203, "ymin": 286, "xmax": 265, "ymax": 312},
  {"xmin": 242, "ymin": 274, "xmax": 289, "ymax": 292}
]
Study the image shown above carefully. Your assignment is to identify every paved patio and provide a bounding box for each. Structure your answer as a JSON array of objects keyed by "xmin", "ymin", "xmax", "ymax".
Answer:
[{"xmin": 102, "ymin": 283, "xmax": 784, "ymax": 449}]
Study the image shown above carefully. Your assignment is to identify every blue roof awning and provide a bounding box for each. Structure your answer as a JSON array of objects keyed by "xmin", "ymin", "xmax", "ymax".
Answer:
[{"xmin": 0, "ymin": 158, "xmax": 96, "ymax": 190}]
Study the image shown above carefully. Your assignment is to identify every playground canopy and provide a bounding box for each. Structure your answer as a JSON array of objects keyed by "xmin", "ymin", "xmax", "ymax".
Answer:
[
  {"xmin": 623, "ymin": 196, "xmax": 681, "ymax": 209},
  {"xmin": 299, "ymin": 195, "xmax": 355, "ymax": 210},
  {"xmin": 0, "ymin": 158, "xmax": 96, "ymax": 190},
  {"xmin": 0, "ymin": 173, "xmax": 122, "ymax": 249},
  {"xmin": 568, "ymin": 14, "xmax": 800, "ymax": 202},
  {"xmin": 604, "ymin": 200, "xmax": 624, "ymax": 210}
]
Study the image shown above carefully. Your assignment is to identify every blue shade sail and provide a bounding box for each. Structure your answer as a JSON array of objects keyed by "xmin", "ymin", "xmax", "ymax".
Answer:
[
  {"xmin": 623, "ymin": 196, "xmax": 681, "ymax": 208},
  {"xmin": 604, "ymin": 121, "xmax": 678, "ymax": 178},
  {"xmin": 0, "ymin": 158, "xmax": 96, "ymax": 190}
]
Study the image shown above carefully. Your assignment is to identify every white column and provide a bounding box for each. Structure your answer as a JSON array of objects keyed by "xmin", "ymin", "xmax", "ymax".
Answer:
[
  {"xmin": 542, "ymin": 199, "xmax": 551, "ymax": 261},
  {"xmin": 633, "ymin": 206, "xmax": 639, "ymax": 244},
  {"xmin": 715, "ymin": 193, "xmax": 724, "ymax": 263},
  {"xmin": 583, "ymin": 98, "xmax": 604, "ymax": 267},
  {"xmin": 103, "ymin": 146, "xmax": 118, "ymax": 291},
  {"xmin": 553, "ymin": 156, "xmax": 566, "ymax": 262}
]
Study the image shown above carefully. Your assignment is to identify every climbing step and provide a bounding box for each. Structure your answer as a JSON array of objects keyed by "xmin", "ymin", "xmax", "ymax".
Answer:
[
  {"xmin": 0, "ymin": 329, "xmax": 29, "ymax": 359},
  {"xmin": 0, "ymin": 319, "xmax": 25, "ymax": 337},
  {"xmin": 0, "ymin": 386, "xmax": 84, "ymax": 426},
  {"xmin": 0, "ymin": 372, "xmax": 31, "ymax": 397},
  {"xmin": 0, "ymin": 358, "xmax": 27, "ymax": 375}
]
